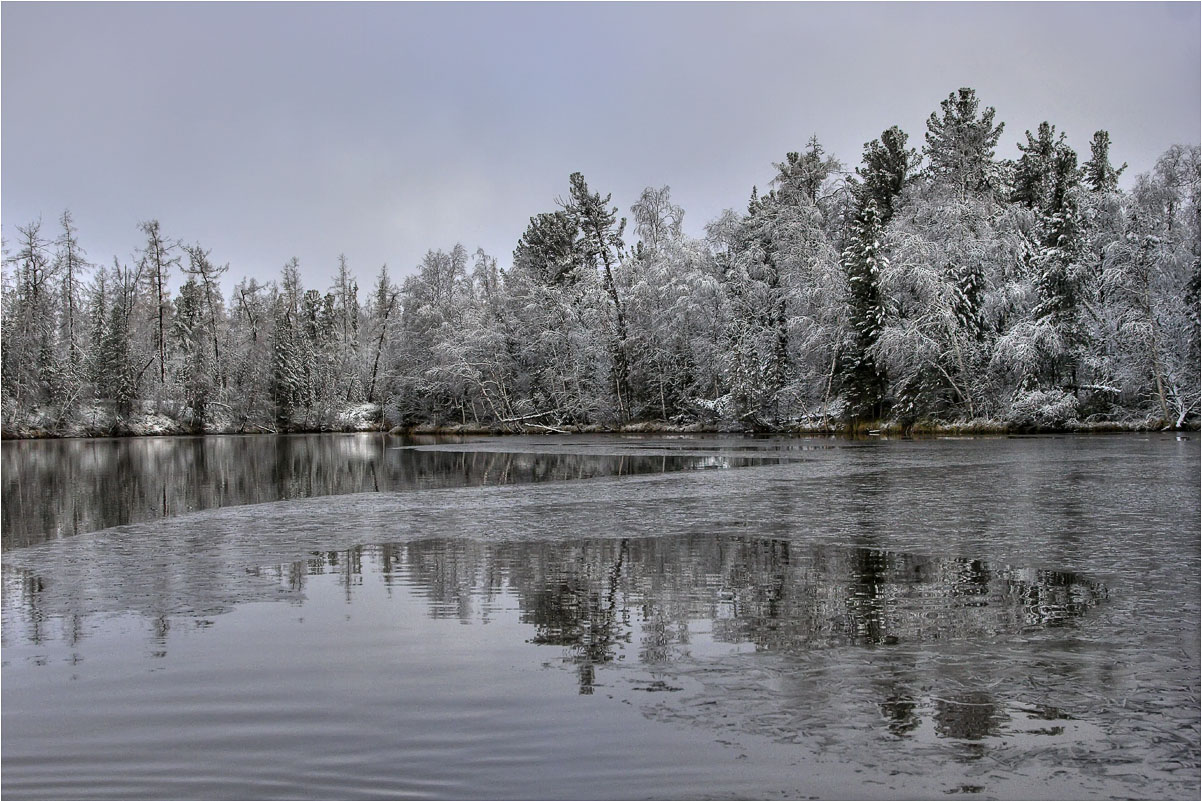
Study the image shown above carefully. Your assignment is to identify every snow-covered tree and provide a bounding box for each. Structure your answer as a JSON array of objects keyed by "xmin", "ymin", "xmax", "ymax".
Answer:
[
  {"xmin": 393, "ymin": 245, "xmax": 476, "ymax": 422},
  {"xmin": 228, "ymin": 276, "xmax": 273, "ymax": 427},
  {"xmin": 875, "ymin": 187, "xmax": 1026, "ymax": 421},
  {"xmin": 1081, "ymin": 130, "xmax": 1126, "ymax": 194},
  {"xmin": 1012, "ymin": 122, "xmax": 1061, "ymax": 210},
  {"xmin": 1102, "ymin": 146, "xmax": 1201, "ymax": 425},
  {"xmin": 172, "ymin": 277, "xmax": 215, "ymax": 428},
  {"xmin": 136, "ymin": 220, "xmax": 179, "ymax": 389},
  {"xmin": 564, "ymin": 172, "xmax": 632, "ymax": 418},
  {"xmin": 721, "ymin": 141, "xmax": 846, "ymax": 426},
  {"xmin": 624, "ymin": 187, "xmax": 725, "ymax": 418},
  {"xmin": 853, "ymin": 126, "xmax": 919, "ymax": 225},
  {"xmin": 924, "ymin": 88, "xmax": 1005, "ymax": 200},
  {"xmin": 54, "ymin": 210, "xmax": 88, "ymax": 374},
  {"xmin": 842, "ymin": 127, "xmax": 919, "ymax": 420},
  {"xmin": 841, "ymin": 202, "xmax": 890, "ymax": 419}
]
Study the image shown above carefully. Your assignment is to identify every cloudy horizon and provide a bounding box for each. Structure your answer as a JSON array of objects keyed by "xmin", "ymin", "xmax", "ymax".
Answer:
[{"xmin": 3, "ymin": 1, "xmax": 1199, "ymax": 292}]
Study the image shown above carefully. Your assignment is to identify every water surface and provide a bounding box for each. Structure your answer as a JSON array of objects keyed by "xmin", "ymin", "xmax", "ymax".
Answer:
[
  {"xmin": 3, "ymin": 434, "xmax": 1198, "ymax": 799},
  {"xmin": 1, "ymin": 433, "xmax": 779, "ymax": 549}
]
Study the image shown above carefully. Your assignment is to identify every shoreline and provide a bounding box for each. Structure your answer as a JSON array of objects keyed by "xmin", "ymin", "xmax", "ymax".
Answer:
[{"xmin": 3, "ymin": 416, "xmax": 1193, "ymax": 441}]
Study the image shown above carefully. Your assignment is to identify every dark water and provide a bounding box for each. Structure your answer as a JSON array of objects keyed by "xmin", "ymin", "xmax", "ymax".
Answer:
[
  {"xmin": 0, "ymin": 433, "xmax": 778, "ymax": 550},
  {"xmin": 2, "ymin": 434, "xmax": 1199, "ymax": 799}
]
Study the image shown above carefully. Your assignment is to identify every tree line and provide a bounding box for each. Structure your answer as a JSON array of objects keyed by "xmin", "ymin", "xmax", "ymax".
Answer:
[{"xmin": 3, "ymin": 88, "xmax": 1199, "ymax": 435}]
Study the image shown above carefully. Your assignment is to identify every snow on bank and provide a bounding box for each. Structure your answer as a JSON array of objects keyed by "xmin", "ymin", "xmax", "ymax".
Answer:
[{"xmin": 2, "ymin": 401, "xmax": 385, "ymax": 439}]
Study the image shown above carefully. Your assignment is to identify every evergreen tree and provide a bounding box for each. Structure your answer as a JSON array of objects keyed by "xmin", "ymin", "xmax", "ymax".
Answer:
[
  {"xmin": 1082, "ymin": 130, "xmax": 1127, "ymax": 193},
  {"xmin": 54, "ymin": 210, "xmax": 88, "ymax": 372},
  {"xmin": 3, "ymin": 221, "xmax": 59, "ymax": 411},
  {"xmin": 1004, "ymin": 134, "xmax": 1088, "ymax": 394},
  {"xmin": 513, "ymin": 211, "xmax": 582, "ymax": 286},
  {"xmin": 775, "ymin": 136, "xmax": 842, "ymax": 206},
  {"xmin": 172, "ymin": 277, "xmax": 214, "ymax": 428},
  {"xmin": 854, "ymin": 126, "xmax": 919, "ymax": 224},
  {"xmin": 1012, "ymin": 122, "xmax": 1061, "ymax": 209},
  {"xmin": 842, "ymin": 127, "xmax": 918, "ymax": 420},
  {"xmin": 841, "ymin": 202, "xmax": 889, "ymax": 419},
  {"xmin": 269, "ymin": 259, "xmax": 306, "ymax": 425},
  {"xmin": 86, "ymin": 264, "xmax": 110, "ymax": 389},
  {"xmin": 924, "ymin": 88, "xmax": 1005, "ymax": 199},
  {"xmin": 564, "ymin": 172, "xmax": 631, "ymax": 418},
  {"xmin": 331, "ymin": 254, "xmax": 363, "ymax": 402},
  {"xmin": 229, "ymin": 277, "xmax": 272, "ymax": 427},
  {"xmin": 98, "ymin": 263, "xmax": 139, "ymax": 417},
  {"xmin": 1033, "ymin": 147, "xmax": 1086, "ymax": 324},
  {"xmin": 136, "ymin": 220, "xmax": 179, "ymax": 388},
  {"xmin": 365, "ymin": 265, "xmax": 398, "ymax": 405},
  {"xmin": 182, "ymin": 243, "xmax": 229, "ymax": 392}
]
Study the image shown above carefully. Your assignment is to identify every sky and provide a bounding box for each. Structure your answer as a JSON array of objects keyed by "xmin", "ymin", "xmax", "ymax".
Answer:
[{"xmin": 3, "ymin": 2, "xmax": 1199, "ymax": 294}]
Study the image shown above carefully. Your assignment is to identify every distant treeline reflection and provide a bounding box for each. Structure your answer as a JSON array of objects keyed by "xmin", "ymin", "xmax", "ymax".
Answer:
[
  {"xmin": 1, "ymin": 435, "xmax": 749, "ymax": 549},
  {"xmin": 270, "ymin": 536, "xmax": 1105, "ymax": 694}
]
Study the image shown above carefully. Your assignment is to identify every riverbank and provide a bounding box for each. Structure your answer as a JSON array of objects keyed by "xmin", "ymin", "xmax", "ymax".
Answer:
[
  {"xmin": 392, "ymin": 417, "xmax": 1192, "ymax": 437},
  {"xmin": 0, "ymin": 401, "xmax": 385, "ymax": 440},
  {"xmin": 5, "ymin": 404, "xmax": 1190, "ymax": 440}
]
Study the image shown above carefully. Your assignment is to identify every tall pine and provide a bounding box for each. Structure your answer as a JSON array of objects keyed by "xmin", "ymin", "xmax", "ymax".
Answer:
[{"xmin": 842, "ymin": 127, "xmax": 917, "ymax": 420}]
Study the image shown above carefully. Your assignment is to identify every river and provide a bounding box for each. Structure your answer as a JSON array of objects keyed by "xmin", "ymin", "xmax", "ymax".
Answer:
[{"xmin": 2, "ymin": 433, "xmax": 1198, "ymax": 799}]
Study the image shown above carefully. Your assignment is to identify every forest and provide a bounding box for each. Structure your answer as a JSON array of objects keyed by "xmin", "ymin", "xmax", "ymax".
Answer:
[{"xmin": 2, "ymin": 88, "xmax": 1199, "ymax": 437}]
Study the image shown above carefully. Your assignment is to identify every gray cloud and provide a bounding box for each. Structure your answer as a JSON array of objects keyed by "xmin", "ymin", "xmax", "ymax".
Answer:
[{"xmin": 3, "ymin": 2, "xmax": 1198, "ymax": 291}]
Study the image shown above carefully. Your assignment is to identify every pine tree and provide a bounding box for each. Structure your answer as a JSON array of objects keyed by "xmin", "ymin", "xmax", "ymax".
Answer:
[
  {"xmin": 1081, "ymin": 130, "xmax": 1126, "ymax": 193},
  {"xmin": 270, "ymin": 298, "xmax": 302, "ymax": 426},
  {"xmin": 136, "ymin": 220, "xmax": 179, "ymax": 388},
  {"xmin": 365, "ymin": 265, "xmax": 398, "ymax": 405},
  {"xmin": 331, "ymin": 254, "xmax": 362, "ymax": 402},
  {"xmin": 841, "ymin": 202, "xmax": 889, "ymax": 419},
  {"xmin": 98, "ymin": 264, "xmax": 138, "ymax": 417},
  {"xmin": 1017, "ymin": 137, "xmax": 1087, "ymax": 392},
  {"xmin": 270, "ymin": 259, "xmax": 306, "ymax": 425},
  {"xmin": 774, "ymin": 136, "xmax": 841, "ymax": 205},
  {"xmin": 3, "ymin": 221, "xmax": 59, "ymax": 410},
  {"xmin": 564, "ymin": 172, "xmax": 631, "ymax": 418},
  {"xmin": 172, "ymin": 277, "xmax": 214, "ymax": 428},
  {"xmin": 86, "ymin": 264, "xmax": 110, "ymax": 389},
  {"xmin": 513, "ymin": 211, "xmax": 581, "ymax": 286},
  {"xmin": 229, "ymin": 277, "xmax": 272, "ymax": 427},
  {"xmin": 1034, "ymin": 148, "xmax": 1086, "ymax": 321},
  {"xmin": 840, "ymin": 127, "xmax": 917, "ymax": 420},
  {"xmin": 182, "ymin": 243, "xmax": 229, "ymax": 392},
  {"xmin": 54, "ymin": 210, "xmax": 88, "ymax": 372},
  {"xmin": 924, "ymin": 88, "xmax": 1005, "ymax": 199},
  {"xmin": 1012, "ymin": 122, "xmax": 1061, "ymax": 209},
  {"xmin": 854, "ymin": 126, "xmax": 918, "ymax": 225}
]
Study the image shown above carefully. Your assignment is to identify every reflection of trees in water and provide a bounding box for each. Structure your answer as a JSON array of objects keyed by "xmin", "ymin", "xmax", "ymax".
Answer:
[
  {"xmin": 401, "ymin": 539, "xmax": 502, "ymax": 621},
  {"xmin": 4, "ymin": 532, "xmax": 1104, "ymax": 667},
  {"xmin": 711, "ymin": 544, "xmax": 1101, "ymax": 652},
  {"xmin": 933, "ymin": 692, "xmax": 1004, "ymax": 742},
  {"xmin": 1, "ymin": 568, "xmax": 47, "ymax": 646},
  {"xmin": 879, "ymin": 693, "xmax": 921, "ymax": 737},
  {"xmin": 266, "ymin": 535, "xmax": 1103, "ymax": 695},
  {"xmin": 521, "ymin": 540, "xmax": 630, "ymax": 694},
  {"xmin": 2, "ymin": 436, "xmax": 726, "ymax": 549},
  {"xmin": 3, "ymin": 531, "xmax": 1108, "ymax": 747}
]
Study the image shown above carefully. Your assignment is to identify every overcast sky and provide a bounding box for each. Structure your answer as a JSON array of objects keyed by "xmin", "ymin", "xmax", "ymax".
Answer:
[{"xmin": 3, "ymin": 2, "xmax": 1199, "ymax": 292}]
